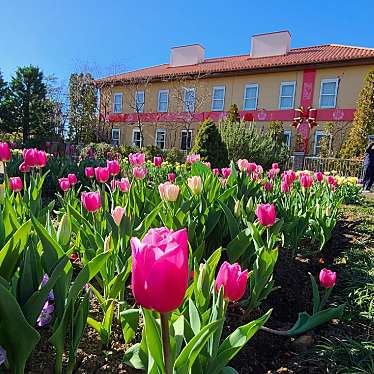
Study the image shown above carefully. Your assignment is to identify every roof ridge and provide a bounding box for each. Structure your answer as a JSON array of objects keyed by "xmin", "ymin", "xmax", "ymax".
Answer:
[{"xmin": 329, "ymin": 43, "xmax": 374, "ymax": 51}]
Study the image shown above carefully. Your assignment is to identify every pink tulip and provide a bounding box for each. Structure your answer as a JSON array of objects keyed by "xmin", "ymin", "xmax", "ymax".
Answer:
[
  {"xmin": 186, "ymin": 154, "xmax": 200, "ymax": 165},
  {"xmin": 128, "ymin": 152, "xmax": 145, "ymax": 166},
  {"xmin": 168, "ymin": 172, "xmax": 176, "ymax": 182},
  {"xmin": 264, "ymin": 181, "xmax": 273, "ymax": 192},
  {"xmin": 256, "ymin": 165, "xmax": 263, "ymax": 175},
  {"xmin": 212, "ymin": 168, "xmax": 220, "ymax": 176},
  {"xmin": 300, "ymin": 173, "xmax": 314, "ymax": 189},
  {"xmin": 131, "ymin": 227, "xmax": 188, "ymax": 313},
  {"xmin": 19, "ymin": 162, "xmax": 30, "ymax": 173},
  {"xmin": 59, "ymin": 178, "xmax": 70, "ymax": 192},
  {"xmin": 327, "ymin": 175, "xmax": 337, "ymax": 188},
  {"xmin": 203, "ymin": 161, "xmax": 211, "ymax": 168},
  {"xmin": 221, "ymin": 168, "xmax": 231, "ymax": 179},
  {"xmin": 117, "ymin": 177, "xmax": 131, "ymax": 192},
  {"xmin": 23, "ymin": 149, "xmax": 47, "ymax": 168},
  {"xmin": 95, "ymin": 166, "xmax": 110, "ymax": 183},
  {"xmin": 85, "ymin": 167, "xmax": 95, "ymax": 179},
  {"xmin": 81, "ymin": 191, "xmax": 101, "ymax": 212},
  {"xmin": 281, "ymin": 180, "xmax": 290, "ymax": 193},
  {"xmin": 133, "ymin": 166, "xmax": 147, "ymax": 180},
  {"xmin": 187, "ymin": 176, "xmax": 202, "ymax": 194},
  {"xmin": 282, "ymin": 171, "xmax": 296, "ymax": 186},
  {"xmin": 315, "ymin": 171, "xmax": 324, "ymax": 182},
  {"xmin": 237, "ymin": 159, "xmax": 249, "ymax": 171},
  {"xmin": 247, "ymin": 162, "xmax": 257, "ymax": 174},
  {"xmin": 159, "ymin": 182, "xmax": 180, "ymax": 202},
  {"xmin": 272, "ymin": 163, "xmax": 279, "ymax": 170},
  {"xmin": 112, "ymin": 206, "xmax": 125, "ymax": 226},
  {"xmin": 255, "ymin": 203, "xmax": 276, "ymax": 227},
  {"xmin": 319, "ymin": 268, "xmax": 336, "ymax": 288},
  {"xmin": 107, "ymin": 159, "xmax": 120, "ymax": 176},
  {"xmin": 0, "ymin": 142, "xmax": 11, "ymax": 162},
  {"xmin": 9, "ymin": 177, "xmax": 23, "ymax": 193},
  {"xmin": 153, "ymin": 156, "xmax": 162, "ymax": 167},
  {"xmin": 215, "ymin": 261, "xmax": 248, "ymax": 302},
  {"xmin": 68, "ymin": 173, "xmax": 77, "ymax": 185}
]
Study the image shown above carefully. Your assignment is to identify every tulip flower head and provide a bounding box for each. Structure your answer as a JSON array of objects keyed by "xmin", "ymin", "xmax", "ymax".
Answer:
[
  {"xmin": 68, "ymin": 173, "xmax": 78, "ymax": 185},
  {"xmin": 255, "ymin": 203, "xmax": 276, "ymax": 227},
  {"xmin": 215, "ymin": 261, "xmax": 248, "ymax": 302},
  {"xmin": 133, "ymin": 166, "xmax": 148, "ymax": 180},
  {"xmin": 263, "ymin": 181, "xmax": 273, "ymax": 192},
  {"xmin": 85, "ymin": 167, "xmax": 95, "ymax": 179},
  {"xmin": 315, "ymin": 171, "xmax": 324, "ymax": 182},
  {"xmin": 159, "ymin": 182, "xmax": 180, "ymax": 202},
  {"xmin": 112, "ymin": 206, "xmax": 125, "ymax": 226},
  {"xmin": 202, "ymin": 161, "xmax": 211, "ymax": 169},
  {"xmin": 281, "ymin": 180, "xmax": 290, "ymax": 193},
  {"xmin": 131, "ymin": 227, "xmax": 189, "ymax": 313},
  {"xmin": 23, "ymin": 148, "xmax": 47, "ymax": 168},
  {"xmin": 186, "ymin": 154, "xmax": 200, "ymax": 165},
  {"xmin": 212, "ymin": 168, "xmax": 220, "ymax": 176},
  {"xmin": 0, "ymin": 142, "xmax": 11, "ymax": 162},
  {"xmin": 221, "ymin": 168, "xmax": 232, "ymax": 179},
  {"xmin": 237, "ymin": 159, "xmax": 249, "ymax": 171},
  {"xmin": 37, "ymin": 301, "xmax": 54, "ymax": 327},
  {"xmin": 59, "ymin": 178, "xmax": 70, "ymax": 192},
  {"xmin": 107, "ymin": 159, "xmax": 121, "ymax": 176},
  {"xmin": 319, "ymin": 268, "xmax": 337, "ymax": 288},
  {"xmin": 247, "ymin": 162, "xmax": 257, "ymax": 174},
  {"xmin": 300, "ymin": 173, "xmax": 314, "ymax": 189},
  {"xmin": 167, "ymin": 172, "xmax": 176, "ymax": 183},
  {"xmin": 9, "ymin": 177, "xmax": 23, "ymax": 193},
  {"xmin": 129, "ymin": 152, "xmax": 146, "ymax": 166},
  {"xmin": 117, "ymin": 177, "xmax": 131, "ymax": 192},
  {"xmin": 19, "ymin": 162, "xmax": 30, "ymax": 173},
  {"xmin": 95, "ymin": 166, "xmax": 110, "ymax": 183},
  {"xmin": 187, "ymin": 176, "xmax": 203, "ymax": 194},
  {"xmin": 81, "ymin": 191, "xmax": 101, "ymax": 212},
  {"xmin": 153, "ymin": 156, "xmax": 162, "ymax": 167}
]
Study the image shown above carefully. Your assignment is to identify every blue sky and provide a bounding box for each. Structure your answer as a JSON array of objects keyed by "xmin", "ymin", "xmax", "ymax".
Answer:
[{"xmin": 1, "ymin": 0, "xmax": 373, "ymax": 86}]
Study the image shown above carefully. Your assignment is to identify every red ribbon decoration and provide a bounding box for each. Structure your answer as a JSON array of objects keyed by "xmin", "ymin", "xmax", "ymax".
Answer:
[{"xmin": 292, "ymin": 106, "xmax": 317, "ymax": 128}]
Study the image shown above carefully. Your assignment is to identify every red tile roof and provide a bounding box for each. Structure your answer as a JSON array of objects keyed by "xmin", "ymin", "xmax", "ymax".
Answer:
[{"xmin": 96, "ymin": 44, "xmax": 374, "ymax": 84}]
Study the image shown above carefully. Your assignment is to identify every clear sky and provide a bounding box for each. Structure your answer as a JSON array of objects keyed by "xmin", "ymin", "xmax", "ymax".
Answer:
[{"xmin": 1, "ymin": 0, "xmax": 374, "ymax": 85}]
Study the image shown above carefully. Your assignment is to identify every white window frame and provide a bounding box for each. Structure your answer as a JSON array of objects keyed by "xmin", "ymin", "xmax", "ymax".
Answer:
[
  {"xmin": 132, "ymin": 128, "xmax": 143, "ymax": 148},
  {"xmin": 314, "ymin": 130, "xmax": 332, "ymax": 155},
  {"xmin": 283, "ymin": 130, "xmax": 292, "ymax": 147},
  {"xmin": 243, "ymin": 84, "xmax": 259, "ymax": 110},
  {"xmin": 157, "ymin": 90, "xmax": 169, "ymax": 112},
  {"xmin": 180, "ymin": 129, "xmax": 193, "ymax": 151},
  {"xmin": 279, "ymin": 81, "xmax": 296, "ymax": 110},
  {"xmin": 135, "ymin": 91, "xmax": 145, "ymax": 113},
  {"xmin": 113, "ymin": 93, "xmax": 123, "ymax": 113},
  {"xmin": 319, "ymin": 78, "xmax": 339, "ymax": 109},
  {"xmin": 111, "ymin": 128, "xmax": 121, "ymax": 146},
  {"xmin": 183, "ymin": 88, "xmax": 196, "ymax": 112},
  {"xmin": 155, "ymin": 128, "xmax": 166, "ymax": 150},
  {"xmin": 211, "ymin": 86, "xmax": 225, "ymax": 111}
]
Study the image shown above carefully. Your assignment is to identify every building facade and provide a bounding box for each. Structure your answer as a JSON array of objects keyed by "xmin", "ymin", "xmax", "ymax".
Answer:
[{"xmin": 96, "ymin": 31, "xmax": 374, "ymax": 155}]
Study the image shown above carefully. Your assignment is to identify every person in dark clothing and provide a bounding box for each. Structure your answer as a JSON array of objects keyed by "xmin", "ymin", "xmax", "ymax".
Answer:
[{"xmin": 363, "ymin": 141, "xmax": 374, "ymax": 191}]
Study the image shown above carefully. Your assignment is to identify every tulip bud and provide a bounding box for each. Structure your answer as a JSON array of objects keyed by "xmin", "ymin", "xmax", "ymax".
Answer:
[
  {"xmin": 107, "ymin": 159, "xmax": 121, "ymax": 176},
  {"xmin": 234, "ymin": 200, "xmax": 241, "ymax": 218},
  {"xmin": 167, "ymin": 172, "xmax": 176, "ymax": 182},
  {"xmin": 59, "ymin": 177, "xmax": 70, "ymax": 192},
  {"xmin": 95, "ymin": 166, "xmax": 110, "ymax": 183},
  {"xmin": 153, "ymin": 156, "xmax": 162, "ymax": 167},
  {"xmin": 197, "ymin": 263, "xmax": 207, "ymax": 293},
  {"xmin": 0, "ymin": 142, "xmax": 11, "ymax": 162},
  {"xmin": 112, "ymin": 206, "xmax": 125, "ymax": 226},
  {"xmin": 68, "ymin": 173, "xmax": 78, "ymax": 185},
  {"xmin": 85, "ymin": 167, "xmax": 95, "ymax": 179},
  {"xmin": 221, "ymin": 168, "xmax": 231, "ymax": 179},
  {"xmin": 212, "ymin": 168, "xmax": 220, "ymax": 176},
  {"xmin": 9, "ymin": 177, "xmax": 23, "ymax": 193},
  {"xmin": 104, "ymin": 234, "xmax": 112, "ymax": 252},
  {"xmin": 215, "ymin": 261, "xmax": 248, "ymax": 302},
  {"xmin": 187, "ymin": 176, "xmax": 202, "ymax": 194},
  {"xmin": 319, "ymin": 268, "xmax": 336, "ymax": 288}
]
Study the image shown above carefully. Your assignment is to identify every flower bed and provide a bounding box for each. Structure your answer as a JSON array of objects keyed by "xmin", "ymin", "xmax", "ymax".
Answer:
[{"xmin": 0, "ymin": 142, "xmax": 363, "ymax": 373}]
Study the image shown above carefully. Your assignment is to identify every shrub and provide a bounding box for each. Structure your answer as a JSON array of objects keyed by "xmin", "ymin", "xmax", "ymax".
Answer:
[
  {"xmin": 191, "ymin": 118, "xmax": 229, "ymax": 167},
  {"xmin": 164, "ymin": 147, "xmax": 184, "ymax": 164}
]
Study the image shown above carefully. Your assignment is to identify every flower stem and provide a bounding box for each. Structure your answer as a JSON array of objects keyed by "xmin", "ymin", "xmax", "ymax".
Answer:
[{"xmin": 160, "ymin": 312, "xmax": 172, "ymax": 374}]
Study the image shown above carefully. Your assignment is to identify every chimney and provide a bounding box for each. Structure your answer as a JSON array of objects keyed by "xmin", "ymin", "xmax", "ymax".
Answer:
[
  {"xmin": 250, "ymin": 31, "xmax": 291, "ymax": 58},
  {"xmin": 170, "ymin": 44, "xmax": 205, "ymax": 67}
]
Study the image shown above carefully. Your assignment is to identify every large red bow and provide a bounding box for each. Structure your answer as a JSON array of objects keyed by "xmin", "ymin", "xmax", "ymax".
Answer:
[{"xmin": 292, "ymin": 107, "xmax": 317, "ymax": 128}]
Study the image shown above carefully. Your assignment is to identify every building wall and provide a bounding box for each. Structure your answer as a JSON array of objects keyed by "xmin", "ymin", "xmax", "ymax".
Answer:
[{"xmin": 102, "ymin": 63, "xmax": 374, "ymax": 155}]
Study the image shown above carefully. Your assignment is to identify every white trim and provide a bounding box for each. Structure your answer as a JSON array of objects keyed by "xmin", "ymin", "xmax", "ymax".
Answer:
[
  {"xmin": 111, "ymin": 128, "xmax": 121, "ymax": 146},
  {"xmin": 157, "ymin": 90, "xmax": 169, "ymax": 112},
  {"xmin": 243, "ymin": 84, "xmax": 259, "ymax": 110},
  {"xmin": 135, "ymin": 91, "xmax": 145, "ymax": 113},
  {"xmin": 319, "ymin": 78, "xmax": 339, "ymax": 109},
  {"xmin": 113, "ymin": 93, "xmax": 123, "ymax": 113},
  {"xmin": 180, "ymin": 129, "xmax": 193, "ymax": 151},
  {"xmin": 155, "ymin": 128, "xmax": 166, "ymax": 149},
  {"xmin": 211, "ymin": 86, "xmax": 225, "ymax": 111},
  {"xmin": 183, "ymin": 88, "xmax": 196, "ymax": 112},
  {"xmin": 132, "ymin": 127, "xmax": 143, "ymax": 147},
  {"xmin": 279, "ymin": 81, "xmax": 296, "ymax": 110},
  {"xmin": 283, "ymin": 130, "xmax": 292, "ymax": 147}
]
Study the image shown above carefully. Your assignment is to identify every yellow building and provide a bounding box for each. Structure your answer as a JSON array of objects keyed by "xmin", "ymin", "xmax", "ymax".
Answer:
[{"xmin": 96, "ymin": 31, "xmax": 374, "ymax": 155}]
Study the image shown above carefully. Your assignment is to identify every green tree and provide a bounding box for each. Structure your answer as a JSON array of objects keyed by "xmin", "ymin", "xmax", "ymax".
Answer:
[
  {"xmin": 68, "ymin": 73, "xmax": 98, "ymax": 143},
  {"xmin": 341, "ymin": 69, "xmax": 374, "ymax": 158},
  {"xmin": 8, "ymin": 66, "xmax": 55, "ymax": 143},
  {"xmin": 226, "ymin": 104, "xmax": 240, "ymax": 123},
  {"xmin": 0, "ymin": 69, "xmax": 11, "ymax": 131},
  {"xmin": 191, "ymin": 118, "xmax": 229, "ymax": 167}
]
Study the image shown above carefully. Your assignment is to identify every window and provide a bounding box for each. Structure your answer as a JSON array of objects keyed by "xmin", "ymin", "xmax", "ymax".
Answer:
[
  {"xmin": 111, "ymin": 128, "xmax": 120, "ymax": 146},
  {"xmin": 211, "ymin": 86, "xmax": 225, "ymax": 111},
  {"xmin": 135, "ymin": 91, "xmax": 145, "ymax": 113},
  {"xmin": 243, "ymin": 84, "xmax": 258, "ymax": 110},
  {"xmin": 314, "ymin": 130, "xmax": 331, "ymax": 155},
  {"xmin": 155, "ymin": 129, "xmax": 166, "ymax": 150},
  {"xmin": 319, "ymin": 78, "xmax": 339, "ymax": 108},
  {"xmin": 181, "ymin": 130, "xmax": 192, "ymax": 151},
  {"xmin": 113, "ymin": 93, "xmax": 123, "ymax": 113},
  {"xmin": 132, "ymin": 128, "xmax": 143, "ymax": 147},
  {"xmin": 158, "ymin": 90, "xmax": 169, "ymax": 112},
  {"xmin": 184, "ymin": 88, "xmax": 195, "ymax": 112},
  {"xmin": 279, "ymin": 81, "xmax": 296, "ymax": 109},
  {"xmin": 284, "ymin": 130, "xmax": 291, "ymax": 147}
]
